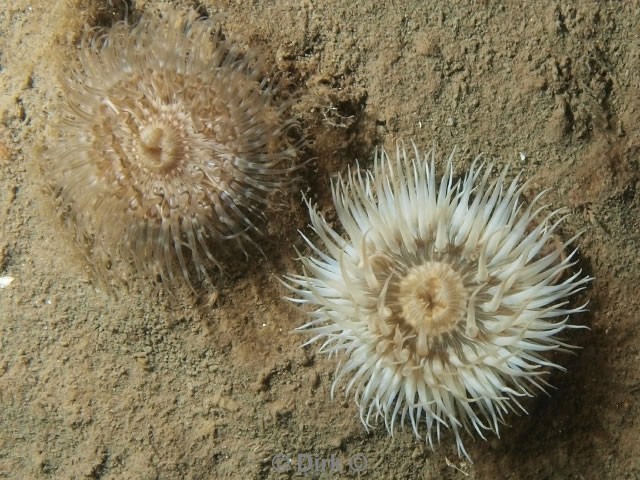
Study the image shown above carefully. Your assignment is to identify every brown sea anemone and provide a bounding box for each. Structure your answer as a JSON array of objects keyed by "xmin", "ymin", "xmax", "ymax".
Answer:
[
  {"xmin": 284, "ymin": 145, "xmax": 591, "ymax": 459},
  {"xmin": 48, "ymin": 5, "xmax": 298, "ymax": 287}
]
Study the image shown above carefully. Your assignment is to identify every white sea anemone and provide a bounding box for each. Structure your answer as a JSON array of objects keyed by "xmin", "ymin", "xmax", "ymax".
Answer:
[{"xmin": 284, "ymin": 144, "xmax": 590, "ymax": 458}]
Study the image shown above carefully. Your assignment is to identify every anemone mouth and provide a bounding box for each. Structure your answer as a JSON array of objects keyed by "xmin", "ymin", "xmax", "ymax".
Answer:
[
  {"xmin": 397, "ymin": 261, "xmax": 468, "ymax": 338},
  {"xmin": 138, "ymin": 123, "xmax": 184, "ymax": 173},
  {"xmin": 373, "ymin": 257, "xmax": 479, "ymax": 362}
]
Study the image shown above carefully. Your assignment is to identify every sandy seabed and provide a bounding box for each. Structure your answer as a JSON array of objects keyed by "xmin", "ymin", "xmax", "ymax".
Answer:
[{"xmin": 1, "ymin": 0, "xmax": 639, "ymax": 478}]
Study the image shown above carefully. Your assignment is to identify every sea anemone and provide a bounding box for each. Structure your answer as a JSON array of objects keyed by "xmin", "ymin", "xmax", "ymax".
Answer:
[
  {"xmin": 284, "ymin": 144, "xmax": 590, "ymax": 458},
  {"xmin": 48, "ymin": 5, "xmax": 297, "ymax": 287}
]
